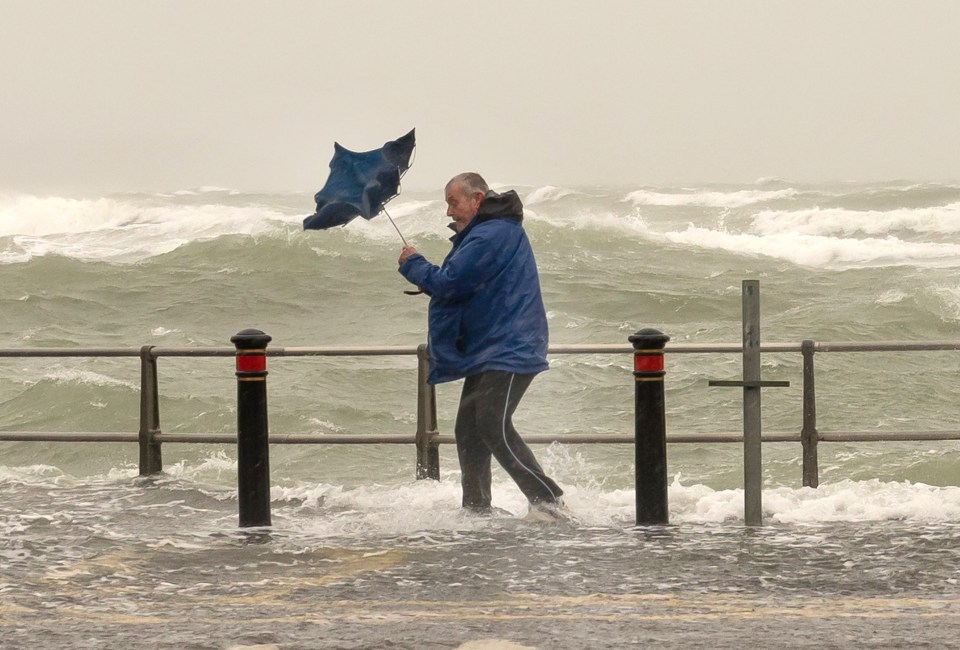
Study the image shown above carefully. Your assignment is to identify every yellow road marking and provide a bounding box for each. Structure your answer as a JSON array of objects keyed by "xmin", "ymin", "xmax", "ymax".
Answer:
[{"xmin": 6, "ymin": 590, "xmax": 960, "ymax": 626}]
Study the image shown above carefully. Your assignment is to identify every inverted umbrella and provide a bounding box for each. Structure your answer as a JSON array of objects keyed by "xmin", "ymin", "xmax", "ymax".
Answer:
[{"xmin": 303, "ymin": 128, "xmax": 416, "ymax": 244}]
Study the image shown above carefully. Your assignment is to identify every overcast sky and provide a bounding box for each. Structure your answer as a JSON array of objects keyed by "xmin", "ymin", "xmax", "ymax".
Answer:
[{"xmin": 2, "ymin": 1, "xmax": 958, "ymax": 195}]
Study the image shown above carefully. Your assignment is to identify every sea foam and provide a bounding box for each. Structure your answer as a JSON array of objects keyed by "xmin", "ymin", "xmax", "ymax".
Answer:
[
  {"xmin": 662, "ymin": 226, "xmax": 960, "ymax": 269},
  {"xmin": 0, "ymin": 194, "xmax": 296, "ymax": 263},
  {"xmin": 752, "ymin": 202, "xmax": 960, "ymax": 237},
  {"xmin": 625, "ymin": 187, "xmax": 799, "ymax": 208}
]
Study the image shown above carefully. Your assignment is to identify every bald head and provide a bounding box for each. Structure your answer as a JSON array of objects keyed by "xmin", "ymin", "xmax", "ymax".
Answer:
[{"xmin": 445, "ymin": 172, "xmax": 489, "ymax": 196}]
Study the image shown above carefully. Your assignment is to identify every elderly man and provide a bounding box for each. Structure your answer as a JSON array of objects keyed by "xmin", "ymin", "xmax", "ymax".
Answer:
[{"xmin": 398, "ymin": 173, "xmax": 566, "ymax": 520}]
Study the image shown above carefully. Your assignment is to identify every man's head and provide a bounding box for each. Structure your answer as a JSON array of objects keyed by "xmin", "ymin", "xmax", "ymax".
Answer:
[{"xmin": 445, "ymin": 173, "xmax": 489, "ymax": 232}]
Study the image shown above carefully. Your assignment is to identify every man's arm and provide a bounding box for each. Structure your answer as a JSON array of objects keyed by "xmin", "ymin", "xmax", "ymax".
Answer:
[{"xmin": 398, "ymin": 232, "xmax": 499, "ymax": 302}]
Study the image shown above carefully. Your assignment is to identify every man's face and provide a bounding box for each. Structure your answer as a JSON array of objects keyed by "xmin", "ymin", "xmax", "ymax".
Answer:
[{"xmin": 445, "ymin": 183, "xmax": 483, "ymax": 232}]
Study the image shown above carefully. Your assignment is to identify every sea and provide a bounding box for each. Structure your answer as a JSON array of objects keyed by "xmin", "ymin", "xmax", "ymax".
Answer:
[{"xmin": 2, "ymin": 180, "xmax": 960, "ymax": 649}]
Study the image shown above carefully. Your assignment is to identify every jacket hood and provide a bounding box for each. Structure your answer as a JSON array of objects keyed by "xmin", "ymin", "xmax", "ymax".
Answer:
[
  {"xmin": 447, "ymin": 189, "xmax": 524, "ymax": 240},
  {"xmin": 475, "ymin": 189, "xmax": 523, "ymax": 224}
]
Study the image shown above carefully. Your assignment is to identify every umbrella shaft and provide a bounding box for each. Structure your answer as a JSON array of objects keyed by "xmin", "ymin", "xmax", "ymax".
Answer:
[{"xmin": 383, "ymin": 208, "xmax": 408, "ymax": 246}]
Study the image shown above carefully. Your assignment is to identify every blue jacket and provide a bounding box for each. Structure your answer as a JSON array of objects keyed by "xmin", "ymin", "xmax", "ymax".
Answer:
[{"xmin": 399, "ymin": 190, "xmax": 549, "ymax": 384}]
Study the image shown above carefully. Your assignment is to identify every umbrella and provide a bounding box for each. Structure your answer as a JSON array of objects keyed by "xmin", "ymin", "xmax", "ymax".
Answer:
[{"xmin": 303, "ymin": 128, "xmax": 416, "ymax": 244}]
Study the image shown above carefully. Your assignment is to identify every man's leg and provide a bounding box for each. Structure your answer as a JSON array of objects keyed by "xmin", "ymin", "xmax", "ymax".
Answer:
[
  {"xmin": 455, "ymin": 374, "xmax": 493, "ymax": 509},
  {"xmin": 471, "ymin": 370, "xmax": 563, "ymax": 504}
]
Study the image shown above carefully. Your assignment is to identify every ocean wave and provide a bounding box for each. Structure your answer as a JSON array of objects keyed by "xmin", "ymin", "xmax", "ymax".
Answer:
[
  {"xmin": 625, "ymin": 188, "xmax": 799, "ymax": 208},
  {"xmin": 33, "ymin": 368, "xmax": 140, "ymax": 390},
  {"xmin": 663, "ymin": 225, "xmax": 960, "ymax": 269},
  {"xmin": 932, "ymin": 285, "xmax": 960, "ymax": 322},
  {"xmin": 172, "ymin": 186, "xmax": 241, "ymax": 196},
  {"xmin": 752, "ymin": 202, "xmax": 960, "ymax": 237},
  {"xmin": 669, "ymin": 477, "xmax": 960, "ymax": 524},
  {"xmin": 0, "ymin": 194, "xmax": 297, "ymax": 263},
  {"xmin": 524, "ymin": 185, "xmax": 583, "ymax": 205},
  {"xmin": 3, "ymin": 196, "xmax": 295, "ymax": 237},
  {"xmin": 0, "ymin": 195, "xmax": 132, "ymax": 237}
]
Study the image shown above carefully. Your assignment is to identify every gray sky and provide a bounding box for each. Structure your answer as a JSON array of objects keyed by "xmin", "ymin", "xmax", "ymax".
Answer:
[{"xmin": 2, "ymin": 1, "xmax": 959, "ymax": 194}]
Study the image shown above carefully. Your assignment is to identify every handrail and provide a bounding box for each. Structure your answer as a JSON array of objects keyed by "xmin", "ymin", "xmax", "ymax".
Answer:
[
  {"xmin": 5, "ymin": 340, "xmax": 959, "ymax": 359},
  {"xmin": 0, "ymin": 348, "xmax": 141, "ymax": 357},
  {"xmin": 7, "ymin": 340, "xmax": 959, "ymax": 359},
  {"xmin": 1, "ymin": 339, "xmax": 959, "ymax": 487}
]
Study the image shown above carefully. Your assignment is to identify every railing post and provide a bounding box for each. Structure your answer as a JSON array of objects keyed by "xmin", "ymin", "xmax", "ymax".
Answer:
[
  {"xmin": 138, "ymin": 345, "xmax": 162, "ymax": 475},
  {"xmin": 801, "ymin": 339, "xmax": 819, "ymax": 488},
  {"xmin": 629, "ymin": 327, "xmax": 670, "ymax": 525},
  {"xmin": 708, "ymin": 280, "xmax": 789, "ymax": 525},
  {"xmin": 740, "ymin": 280, "xmax": 765, "ymax": 526},
  {"xmin": 231, "ymin": 328, "xmax": 272, "ymax": 528},
  {"xmin": 415, "ymin": 344, "xmax": 440, "ymax": 480}
]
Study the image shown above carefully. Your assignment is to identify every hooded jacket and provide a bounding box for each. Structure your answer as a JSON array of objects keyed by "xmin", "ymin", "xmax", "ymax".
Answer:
[{"xmin": 399, "ymin": 189, "xmax": 549, "ymax": 384}]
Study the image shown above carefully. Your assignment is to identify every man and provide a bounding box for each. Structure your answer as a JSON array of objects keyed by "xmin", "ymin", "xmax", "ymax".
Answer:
[{"xmin": 398, "ymin": 172, "xmax": 566, "ymax": 520}]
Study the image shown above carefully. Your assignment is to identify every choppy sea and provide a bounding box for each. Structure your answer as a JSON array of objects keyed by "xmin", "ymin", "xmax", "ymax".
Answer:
[{"xmin": 2, "ymin": 180, "xmax": 960, "ymax": 648}]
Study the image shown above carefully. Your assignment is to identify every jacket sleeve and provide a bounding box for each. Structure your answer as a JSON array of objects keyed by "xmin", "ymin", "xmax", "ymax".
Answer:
[{"xmin": 398, "ymin": 230, "xmax": 502, "ymax": 303}]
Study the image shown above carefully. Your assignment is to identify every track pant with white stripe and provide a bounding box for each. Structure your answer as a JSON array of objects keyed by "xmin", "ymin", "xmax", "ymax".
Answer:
[{"xmin": 454, "ymin": 370, "xmax": 563, "ymax": 509}]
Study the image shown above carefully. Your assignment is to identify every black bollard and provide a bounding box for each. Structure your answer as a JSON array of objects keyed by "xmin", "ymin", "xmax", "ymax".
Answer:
[
  {"xmin": 231, "ymin": 328, "xmax": 273, "ymax": 528},
  {"xmin": 629, "ymin": 327, "xmax": 670, "ymax": 525}
]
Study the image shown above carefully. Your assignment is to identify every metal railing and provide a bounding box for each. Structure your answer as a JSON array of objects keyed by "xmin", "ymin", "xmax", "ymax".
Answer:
[{"xmin": 1, "ymin": 339, "xmax": 958, "ymax": 487}]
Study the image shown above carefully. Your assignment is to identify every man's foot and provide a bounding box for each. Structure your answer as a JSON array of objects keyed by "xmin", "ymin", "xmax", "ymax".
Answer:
[
  {"xmin": 462, "ymin": 505, "xmax": 514, "ymax": 518},
  {"xmin": 523, "ymin": 498, "xmax": 573, "ymax": 523}
]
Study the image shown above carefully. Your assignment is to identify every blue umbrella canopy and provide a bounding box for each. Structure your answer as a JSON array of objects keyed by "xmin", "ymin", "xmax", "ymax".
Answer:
[{"xmin": 303, "ymin": 129, "xmax": 416, "ymax": 233}]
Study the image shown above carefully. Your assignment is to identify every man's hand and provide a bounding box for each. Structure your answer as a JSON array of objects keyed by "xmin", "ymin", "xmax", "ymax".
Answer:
[{"xmin": 399, "ymin": 245, "xmax": 417, "ymax": 266}]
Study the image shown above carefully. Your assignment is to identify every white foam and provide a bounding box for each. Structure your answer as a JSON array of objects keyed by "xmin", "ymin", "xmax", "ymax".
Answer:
[
  {"xmin": 662, "ymin": 225, "xmax": 960, "ymax": 269},
  {"xmin": 6, "ymin": 459, "xmax": 960, "ymax": 533},
  {"xmin": 0, "ymin": 464, "xmax": 64, "ymax": 483},
  {"xmin": 25, "ymin": 367, "xmax": 140, "ymax": 390},
  {"xmin": 876, "ymin": 289, "xmax": 907, "ymax": 305},
  {"xmin": 524, "ymin": 185, "xmax": 582, "ymax": 205},
  {"xmin": 931, "ymin": 285, "xmax": 960, "ymax": 322},
  {"xmin": 523, "ymin": 205, "xmax": 651, "ymax": 235},
  {"xmin": 0, "ymin": 194, "xmax": 296, "ymax": 263},
  {"xmin": 625, "ymin": 188, "xmax": 799, "ymax": 208},
  {"xmin": 254, "ymin": 470, "xmax": 960, "ymax": 538},
  {"xmin": 306, "ymin": 418, "xmax": 346, "ymax": 433},
  {"xmin": 457, "ymin": 642, "xmax": 536, "ymax": 650},
  {"xmin": 334, "ymin": 198, "xmax": 446, "ymax": 244},
  {"xmin": 667, "ymin": 476, "xmax": 960, "ymax": 524},
  {"xmin": 173, "ymin": 186, "xmax": 240, "ymax": 196},
  {"xmin": 166, "ymin": 452, "xmax": 238, "ymax": 484},
  {"xmin": 6, "ymin": 189, "xmax": 956, "ymax": 272},
  {"xmin": 752, "ymin": 203, "xmax": 960, "ymax": 237}
]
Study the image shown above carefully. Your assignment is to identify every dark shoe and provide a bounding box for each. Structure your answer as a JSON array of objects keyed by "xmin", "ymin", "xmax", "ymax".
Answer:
[
  {"xmin": 462, "ymin": 505, "xmax": 514, "ymax": 518},
  {"xmin": 523, "ymin": 498, "xmax": 573, "ymax": 523}
]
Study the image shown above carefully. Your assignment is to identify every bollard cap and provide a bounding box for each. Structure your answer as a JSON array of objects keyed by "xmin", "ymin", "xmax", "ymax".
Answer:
[
  {"xmin": 231, "ymin": 328, "xmax": 272, "ymax": 350},
  {"xmin": 628, "ymin": 328, "xmax": 670, "ymax": 351}
]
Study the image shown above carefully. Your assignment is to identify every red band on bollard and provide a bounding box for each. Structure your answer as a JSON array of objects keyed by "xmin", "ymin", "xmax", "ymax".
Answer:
[
  {"xmin": 236, "ymin": 353, "xmax": 266, "ymax": 373},
  {"xmin": 634, "ymin": 353, "xmax": 664, "ymax": 373}
]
